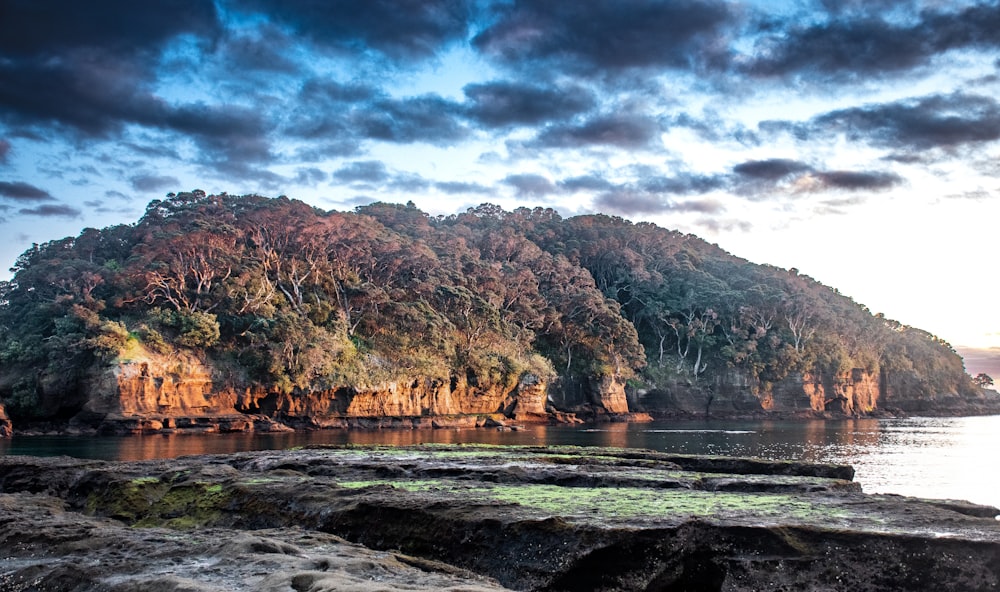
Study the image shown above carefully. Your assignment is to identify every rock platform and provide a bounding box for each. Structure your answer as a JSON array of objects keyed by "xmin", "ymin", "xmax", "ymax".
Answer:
[{"xmin": 0, "ymin": 445, "xmax": 998, "ymax": 591}]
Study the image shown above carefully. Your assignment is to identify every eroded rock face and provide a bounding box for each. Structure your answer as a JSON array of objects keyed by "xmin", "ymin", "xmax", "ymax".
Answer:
[
  {"xmin": 592, "ymin": 374, "xmax": 630, "ymax": 414},
  {"xmin": 0, "ymin": 403, "xmax": 11, "ymax": 438},
  {"xmin": 72, "ymin": 354, "xmax": 571, "ymax": 434},
  {"xmin": 98, "ymin": 354, "xmax": 237, "ymax": 417},
  {"xmin": 771, "ymin": 369, "xmax": 881, "ymax": 415},
  {"xmin": 642, "ymin": 367, "xmax": 979, "ymax": 418}
]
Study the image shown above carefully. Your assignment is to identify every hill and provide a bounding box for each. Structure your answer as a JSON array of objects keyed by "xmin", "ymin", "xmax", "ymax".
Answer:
[{"xmin": 0, "ymin": 191, "xmax": 996, "ymax": 434}]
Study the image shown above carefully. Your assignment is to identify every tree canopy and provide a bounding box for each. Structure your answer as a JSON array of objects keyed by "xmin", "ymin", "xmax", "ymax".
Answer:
[{"xmin": 0, "ymin": 192, "xmax": 980, "ymax": 417}]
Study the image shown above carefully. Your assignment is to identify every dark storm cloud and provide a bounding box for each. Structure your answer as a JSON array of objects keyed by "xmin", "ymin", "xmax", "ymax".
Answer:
[
  {"xmin": 0, "ymin": 181, "xmax": 53, "ymax": 201},
  {"xmin": 805, "ymin": 93, "xmax": 1000, "ymax": 150},
  {"xmin": 504, "ymin": 174, "xmax": 558, "ymax": 198},
  {"xmin": 473, "ymin": 0, "xmax": 737, "ymax": 75},
  {"xmin": 333, "ymin": 161, "xmax": 390, "ymax": 184},
  {"xmin": 131, "ymin": 174, "xmax": 180, "ymax": 193},
  {"xmin": 533, "ymin": 114, "xmax": 660, "ymax": 149},
  {"xmin": 435, "ymin": 181, "xmax": 494, "ymax": 195},
  {"xmin": 733, "ymin": 158, "xmax": 812, "ymax": 180},
  {"xmin": 287, "ymin": 80, "xmax": 378, "ymax": 139},
  {"xmin": 0, "ymin": 55, "xmax": 166, "ymax": 137},
  {"xmin": 167, "ymin": 104, "xmax": 273, "ymax": 167},
  {"xmin": 811, "ymin": 170, "xmax": 902, "ymax": 191},
  {"xmin": 747, "ymin": 2, "xmax": 1000, "ymax": 80},
  {"xmin": 18, "ymin": 204, "xmax": 81, "ymax": 218},
  {"xmin": 0, "ymin": 0, "xmax": 219, "ymax": 57},
  {"xmin": 288, "ymin": 83, "xmax": 468, "ymax": 146},
  {"xmin": 220, "ymin": 25, "xmax": 302, "ymax": 74},
  {"xmin": 0, "ymin": 0, "xmax": 221, "ymax": 136},
  {"xmin": 231, "ymin": 0, "xmax": 471, "ymax": 62},
  {"xmin": 0, "ymin": 140, "xmax": 10, "ymax": 164},
  {"xmin": 354, "ymin": 96, "xmax": 468, "ymax": 144},
  {"xmin": 463, "ymin": 81, "xmax": 596, "ymax": 127},
  {"xmin": 0, "ymin": 1, "xmax": 276, "ymax": 179}
]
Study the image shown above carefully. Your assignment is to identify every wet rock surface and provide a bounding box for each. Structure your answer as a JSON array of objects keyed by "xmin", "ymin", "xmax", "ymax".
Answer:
[{"xmin": 1, "ymin": 445, "xmax": 998, "ymax": 591}]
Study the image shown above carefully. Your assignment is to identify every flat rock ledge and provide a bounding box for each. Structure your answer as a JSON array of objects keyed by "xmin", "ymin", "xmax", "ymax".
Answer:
[{"xmin": 1, "ymin": 445, "xmax": 998, "ymax": 592}]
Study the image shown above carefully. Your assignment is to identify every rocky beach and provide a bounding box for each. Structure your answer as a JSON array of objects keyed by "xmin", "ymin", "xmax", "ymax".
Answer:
[{"xmin": 1, "ymin": 444, "xmax": 998, "ymax": 591}]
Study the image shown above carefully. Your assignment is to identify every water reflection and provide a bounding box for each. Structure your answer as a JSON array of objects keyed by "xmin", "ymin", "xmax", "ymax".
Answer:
[{"xmin": 2, "ymin": 415, "xmax": 998, "ymax": 507}]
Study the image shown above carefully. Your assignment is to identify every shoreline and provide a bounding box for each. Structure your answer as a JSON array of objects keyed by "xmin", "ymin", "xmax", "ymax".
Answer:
[{"xmin": 7, "ymin": 407, "xmax": 1000, "ymax": 439}]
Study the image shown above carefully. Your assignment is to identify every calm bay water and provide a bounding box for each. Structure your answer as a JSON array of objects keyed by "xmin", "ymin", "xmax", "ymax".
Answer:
[{"xmin": 2, "ymin": 415, "xmax": 998, "ymax": 508}]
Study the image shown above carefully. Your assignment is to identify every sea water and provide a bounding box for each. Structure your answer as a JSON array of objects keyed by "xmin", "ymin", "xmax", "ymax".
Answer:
[{"xmin": 2, "ymin": 415, "xmax": 998, "ymax": 508}]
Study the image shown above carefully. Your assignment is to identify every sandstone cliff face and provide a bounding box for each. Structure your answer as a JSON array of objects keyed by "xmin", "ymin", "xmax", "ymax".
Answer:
[
  {"xmin": 70, "ymin": 353, "xmax": 577, "ymax": 434},
  {"xmin": 85, "ymin": 353, "xmax": 237, "ymax": 418},
  {"xmin": 642, "ymin": 368, "xmax": 885, "ymax": 417},
  {"xmin": 593, "ymin": 375, "xmax": 630, "ymax": 414},
  {"xmin": 0, "ymin": 403, "xmax": 11, "ymax": 438},
  {"xmin": 882, "ymin": 370, "xmax": 1000, "ymax": 415}
]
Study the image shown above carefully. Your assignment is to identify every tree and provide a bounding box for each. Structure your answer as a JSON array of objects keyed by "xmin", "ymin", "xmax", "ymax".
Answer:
[{"xmin": 973, "ymin": 373, "xmax": 994, "ymax": 389}]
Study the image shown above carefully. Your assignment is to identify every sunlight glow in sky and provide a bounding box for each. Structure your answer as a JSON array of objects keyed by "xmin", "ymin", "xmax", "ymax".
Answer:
[{"xmin": 2, "ymin": 0, "xmax": 1000, "ymax": 366}]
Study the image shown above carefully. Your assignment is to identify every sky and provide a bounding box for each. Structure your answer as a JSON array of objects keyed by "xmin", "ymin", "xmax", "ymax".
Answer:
[{"xmin": 1, "ymin": 0, "xmax": 999, "ymax": 373}]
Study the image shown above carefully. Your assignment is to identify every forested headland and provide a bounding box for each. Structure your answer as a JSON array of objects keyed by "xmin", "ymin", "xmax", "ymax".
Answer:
[{"xmin": 0, "ymin": 191, "xmax": 996, "ymax": 434}]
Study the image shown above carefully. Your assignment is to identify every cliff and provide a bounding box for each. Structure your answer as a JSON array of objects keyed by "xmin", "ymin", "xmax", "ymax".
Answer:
[
  {"xmin": 5, "ymin": 347, "xmax": 998, "ymax": 436},
  {"xmin": 0, "ymin": 403, "xmax": 10, "ymax": 438},
  {"xmin": 640, "ymin": 367, "xmax": 1000, "ymax": 418},
  {"xmin": 48, "ymin": 350, "xmax": 617, "ymax": 435}
]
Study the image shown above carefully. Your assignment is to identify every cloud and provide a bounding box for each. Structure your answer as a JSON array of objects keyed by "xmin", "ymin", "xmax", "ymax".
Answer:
[
  {"xmin": 504, "ymin": 174, "xmax": 558, "ymax": 197},
  {"xmin": 766, "ymin": 93, "xmax": 1000, "ymax": 151},
  {"xmin": 354, "ymin": 95, "xmax": 468, "ymax": 144},
  {"xmin": 733, "ymin": 158, "xmax": 812, "ymax": 180},
  {"xmin": 0, "ymin": 181, "xmax": 54, "ymax": 201},
  {"xmin": 332, "ymin": 161, "xmax": 389, "ymax": 184},
  {"xmin": 291, "ymin": 84, "xmax": 468, "ymax": 146},
  {"xmin": 232, "ymin": 0, "xmax": 471, "ymax": 62},
  {"xmin": 463, "ymin": 81, "xmax": 595, "ymax": 127},
  {"xmin": 388, "ymin": 173, "xmax": 431, "ymax": 193},
  {"xmin": 130, "ymin": 174, "xmax": 179, "ymax": 192},
  {"xmin": 0, "ymin": 1, "xmax": 221, "ymax": 138},
  {"xmin": 0, "ymin": 139, "xmax": 9, "ymax": 164},
  {"xmin": 18, "ymin": 203, "xmax": 81, "ymax": 218},
  {"xmin": 219, "ymin": 24, "xmax": 302, "ymax": 74},
  {"xmin": 294, "ymin": 167, "xmax": 328, "ymax": 186},
  {"xmin": 533, "ymin": 114, "xmax": 661, "ymax": 149},
  {"xmin": 694, "ymin": 217, "xmax": 753, "ymax": 233},
  {"xmin": 793, "ymin": 170, "xmax": 903, "ymax": 193},
  {"xmin": 0, "ymin": 0, "xmax": 219, "ymax": 57},
  {"xmin": 559, "ymin": 175, "xmax": 616, "ymax": 192},
  {"xmin": 473, "ymin": 0, "xmax": 737, "ymax": 75},
  {"xmin": 435, "ymin": 181, "xmax": 494, "ymax": 195},
  {"xmin": 594, "ymin": 190, "xmax": 726, "ymax": 216},
  {"xmin": 746, "ymin": 3, "xmax": 1000, "ymax": 80},
  {"xmin": 639, "ymin": 173, "xmax": 726, "ymax": 194},
  {"xmin": 105, "ymin": 190, "xmax": 132, "ymax": 201},
  {"xmin": 163, "ymin": 103, "xmax": 272, "ymax": 164}
]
